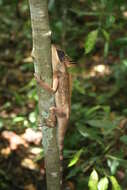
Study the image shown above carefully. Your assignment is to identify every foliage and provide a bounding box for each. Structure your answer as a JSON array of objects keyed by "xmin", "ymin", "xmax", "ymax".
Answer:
[
  {"xmin": 88, "ymin": 170, "xmax": 98, "ymax": 190},
  {"xmin": 1, "ymin": 0, "xmax": 127, "ymax": 190},
  {"xmin": 88, "ymin": 170, "xmax": 121, "ymax": 190},
  {"xmin": 84, "ymin": 30, "xmax": 98, "ymax": 54}
]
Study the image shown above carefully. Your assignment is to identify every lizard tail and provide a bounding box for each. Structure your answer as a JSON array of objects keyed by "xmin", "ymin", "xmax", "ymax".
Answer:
[{"xmin": 57, "ymin": 118, "xmax": 68, "ymax": 160}]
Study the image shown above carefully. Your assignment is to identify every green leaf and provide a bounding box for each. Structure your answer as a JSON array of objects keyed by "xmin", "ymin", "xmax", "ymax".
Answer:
[
  {"xmin": 74, "ymin": 80, "xmax": 85, "ymax": 94},
  {"xmin": 29, "ymin": 112, "xmax": 36, "ymax": 123},
  {"xmin": 107, "ymin": 155, "xmax": 127, "ymax": 165},
  {"xmin": 68, "ymin": 149, "xmax": 83, "ymax": 167},
  {"xmin": 87, "ymin": 120, "xmax": 116, "ymax": 129},
  {"xmin": 106, "ymin": 15, "xmax": 115, "ymax": 27},
  {"xmin": 123, "ymin": 60, "xmax": 127, "ymax": 67},
  {"xmin": 84, "ymin": 30, "xmax": 98, "ymax": 54},
  {"xmin": 66, "ymin": 166, "xmax": 81, "ymax": 179},
  {"xmin": 77, "ymin": 125, "xmax": 102, "ymax": 143},
  {"xmin": 102, "ymin": 29, "xmax": 110, "ymax": 41},
  {"xmin": 98, "ymin": 177, "xmax": 109, "ymax": 190},
  {"xmin": 120, "ymin": 135, "xmax": 127, "ymax": 145},
  {"xmin": 48, "ymin": 0, "xmax": 55, "ymax": 11},
  {"xmin": 13, "ymin": 116, "xmax": 25, "ymax": 123},
  {"xmin": 107, "ymin": 159, "xmax": 119, "ymax": 175},
  {"xmin": 104, "ymin": 42, "xmax": 109, "ymax": 57},
  {"xmin": 88, "ymin": 170, "xmax": 98, "ymax": 190},
  {"xmin": 110, "ymin": 176, "xmax": 121, "ymax": 190},
  {"xmin": 85, "ymin": 105, "xmax": 101, "ymax": 117},
  {"xmin": 114, "ymin": 37, "xmax": 127, "ymax": 46},
  {"xmin": 0, "ymin": 119, "xmax": 4, "ymax": 128}
]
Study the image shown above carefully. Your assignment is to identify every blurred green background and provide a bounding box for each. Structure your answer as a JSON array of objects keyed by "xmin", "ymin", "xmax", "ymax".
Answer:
[{"xmin": 0, "ymin": 0, "xmax": 127, "ymax": 189}]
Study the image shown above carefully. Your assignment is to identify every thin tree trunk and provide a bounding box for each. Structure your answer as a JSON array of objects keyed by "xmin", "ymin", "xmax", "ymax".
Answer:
[{"xmin": 29, "ymin": 1, "xmax": 61, "ymax": 190}]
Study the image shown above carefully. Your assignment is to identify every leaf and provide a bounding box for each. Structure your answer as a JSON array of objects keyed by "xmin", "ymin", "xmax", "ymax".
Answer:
[
  {"xmin": 84, "ymin": 30, "xmax": 98, "ymax": 54},
  {"xmin": 66, "ymin": 166, "xmax": 81, "ymax": 179},
  {"xmin": 68, "ymin": 149, "xmax": 83, "ymax": 167},
  {"xmin": 120, "ymin": 135, "xmax": 127, "ymax": 145},
  {"xmin": 77, "ymin": 125, "xmax": 102, "ymax": 143},
  {"xmin": 74, "ymin": 80, "xmax": 85, "ymax": 94},
  {"xmin": 88, "ymin": 170, "xmax": 98, "ymax": 190},
  {"xmin": 85, "ymin": 106, "xmax": 101, "ymax": 117},
  {"xmin": 104, "ymin": 42, "xmax": 109, "ymax": 57},
  {"xmin": 29, "ymin": 112, "xmax": 36, "ymax": 123},
  {"xmin": 107, "ymin": 155, "xmax": 127, "ymax": 165},
  {"xmin": 13, "ymin": 116, "xmax": 25, "ymax": 123},
  {"xmin": 106, "ymin": 15, "xmax": 115, "ymax": 28},
  {"xmin": 113, "ymin": 37, "xmax": 127, "ymax": 46},
  {"xmin": 87, "ymin": 120, "xmax": 116, "ymax": 129},
  {"xmin": 110, "ymin": 176, "xmax": 121, "ymax": 190},
  {"xmin": 98, "ymin": 177, "xmax": 109, "ymax": 190},
  {"xmin": 107, "ymin": 159, "xmax": 119, "ymax": 175},
  {"xmin": 123, "ymin": 60, "xmax": 127, "ymax": 67},
  {"xmin": 102, "ymin": 29, "xmax": 110, "ymax": 41},
  {"xmin": 0, "ymin": 119, "xmax": 4, "ymax": 128},
  {"xmin": 48, "ymin": 0, "xmax": 55, "ymax": 11}
]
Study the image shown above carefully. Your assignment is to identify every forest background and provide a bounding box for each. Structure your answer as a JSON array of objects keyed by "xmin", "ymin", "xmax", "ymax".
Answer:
[{"xmin": 0, "ymin": 0, "xmax": 127, "ymax": 189}]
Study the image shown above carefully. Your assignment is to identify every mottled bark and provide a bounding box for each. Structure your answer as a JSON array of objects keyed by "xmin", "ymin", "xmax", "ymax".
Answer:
[{"xmin": 29, "ymin": 0, "xmax": 61, "ymax": 189}]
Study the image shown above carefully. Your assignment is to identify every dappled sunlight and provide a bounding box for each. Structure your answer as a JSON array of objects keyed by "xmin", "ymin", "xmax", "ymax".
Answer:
[
  {"xmin": 0, "ymin": 128, "xmax": 45, "ymax": 189},
  {"xmin": 29, "ymin": 147, "xmax": 42, "ymax": 155},
  {"xmin": 21, "ymin": 158, "xmax": 38, "ymax": 170},
  {"xmin": 22, "ymin": 128, "xmax": 42, "ymax": 145},
  {"xmin": 1, "ymin": 131, "xmax": 28, "ymax": 150},
  {"xmin": 1, "ymin": 147, "xmax": 11, "ymax": 157},
  {"xmin": 84, "ymin": 64, "xmax": 111, "ymax": 78},
  {"xmin": 123, "ymin": 11, "xmax": 127, "ymax": 18},
  {"xmin": 0, "ymin": 110, "xmax": 9, "ymax": 118},
  {"xmin": 93, "ymin": 64, "xmax": 109, "ymax": 74},
  {"xmin": 91, "ymin": 64, "xmax": 110, "ymax": 76},
  {"xmin": 23, "ymin": 56, "xmax": 33, "ymax": 63},
  {"xmin": 24, "ymin": 184, "xmax": 37, "ymax": 190}
]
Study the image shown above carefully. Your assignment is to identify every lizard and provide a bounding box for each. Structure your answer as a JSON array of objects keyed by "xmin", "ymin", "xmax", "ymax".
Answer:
[{"xmin": 34, "ymin": 44, "xmax": 72, "ymax": 160}]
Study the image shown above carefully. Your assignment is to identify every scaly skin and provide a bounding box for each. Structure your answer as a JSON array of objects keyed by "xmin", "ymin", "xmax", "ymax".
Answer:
[{"xmin": 34, "ymin": 45, "xmax": 72, "ymax": 160}]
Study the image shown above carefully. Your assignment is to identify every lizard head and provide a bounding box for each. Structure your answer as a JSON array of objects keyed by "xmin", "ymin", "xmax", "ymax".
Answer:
[
  {"xmin": 52, "ymin": 44, "xmax": 75, "ymax": 74},
  {"xmin": 52, "ymin": 45, "xmax": 66, "ymax": 73}
]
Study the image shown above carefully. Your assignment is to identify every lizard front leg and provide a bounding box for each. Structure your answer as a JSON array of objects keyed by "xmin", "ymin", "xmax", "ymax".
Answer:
[{"xmin": 34, "ymin": 73, "xmax": 58, "ymax": 93}]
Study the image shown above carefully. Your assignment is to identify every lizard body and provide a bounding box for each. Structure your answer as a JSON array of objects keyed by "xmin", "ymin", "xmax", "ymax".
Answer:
[
  {"xmin": 52, "ymin": 45, "xmax": 71, "ymax": 159},
  {"xmin": 35, "ymin": 45, "xmax": 72, "ymax": 160}
]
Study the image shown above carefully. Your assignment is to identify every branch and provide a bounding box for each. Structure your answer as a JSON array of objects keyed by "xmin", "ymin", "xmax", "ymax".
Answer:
[{"xmin": 29, "ymin": 0, "xmax": 61, "ymax": 189}]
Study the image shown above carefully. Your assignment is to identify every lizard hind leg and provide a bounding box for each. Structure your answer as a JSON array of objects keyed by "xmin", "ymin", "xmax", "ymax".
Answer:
[
  {"xmin": 45, "ymin": 107, "xmax": 57, "ymax": 128},
  {"xmin": 49, "ymin": 107, "xmax": 66, "ymax": 118}
]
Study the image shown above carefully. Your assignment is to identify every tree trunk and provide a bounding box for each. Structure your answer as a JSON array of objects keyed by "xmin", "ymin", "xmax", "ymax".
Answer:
[{"xmin": 29, "ymin": 0, "xmax": 61, "ymax": 190}]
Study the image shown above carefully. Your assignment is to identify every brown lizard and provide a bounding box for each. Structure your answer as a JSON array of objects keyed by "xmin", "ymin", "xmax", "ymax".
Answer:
[{"xmin": 34, "ymin": 45, "xmax": 72, "ymax": 160}]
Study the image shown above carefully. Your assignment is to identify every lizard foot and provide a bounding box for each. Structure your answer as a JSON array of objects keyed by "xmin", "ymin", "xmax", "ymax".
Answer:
[
  {"xmin": 49, "ymin": 107, "xmax": 66, "ymax": 117},
  {"xmin": 45, "ymin": 107, "xmax": 57, "ymax": 128},
  {"xmin": 60, "ymin": 154, "xmax": 63, "ymax": 161},
  {"xmin": 34, "ymin": 73, "xmax": 55, "ymax": 93},
  {"xmin": 34, "ymin": 73, "xmax": 43, "ymax": 83}
]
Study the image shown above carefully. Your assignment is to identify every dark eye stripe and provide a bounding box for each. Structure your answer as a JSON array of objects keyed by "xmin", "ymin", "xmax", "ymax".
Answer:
[{"xmin": 57, "ymin": 49, "xmax": 65, "ymax": 62}]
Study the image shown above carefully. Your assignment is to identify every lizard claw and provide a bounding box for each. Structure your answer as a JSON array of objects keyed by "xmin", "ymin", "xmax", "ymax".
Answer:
[
  {"xmin": 49, "ymin": 107, "xmax": 56, "ymax": 113},
  {"xmin": 34, "ymin": 73, "xmax": 45, "ymax": 86},
  {"xmin": 34, "ymin": 73, "xmax": 41, "ymax": 82},
  {"xmin": 34, "ymin": 73, "xmax": 39, "ymax": 80}
]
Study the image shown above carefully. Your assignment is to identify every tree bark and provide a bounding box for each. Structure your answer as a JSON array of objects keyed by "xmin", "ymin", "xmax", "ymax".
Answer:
[{"xmin": 29, "ymin": 0, "xmax": 61, "ymax": 190}]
